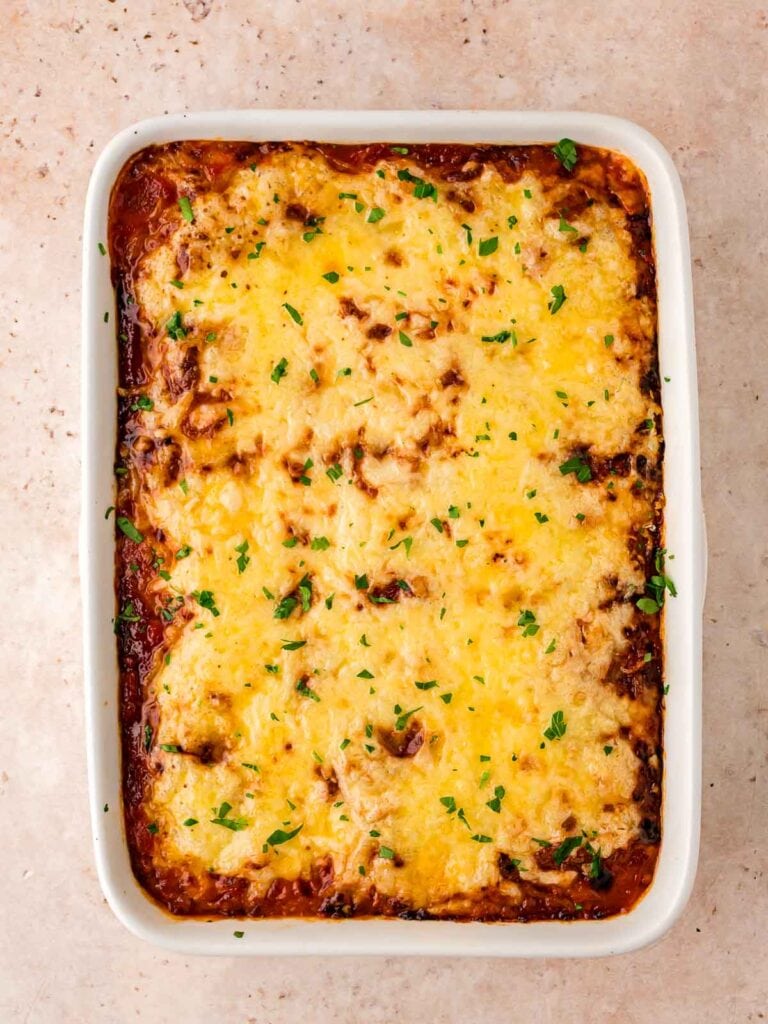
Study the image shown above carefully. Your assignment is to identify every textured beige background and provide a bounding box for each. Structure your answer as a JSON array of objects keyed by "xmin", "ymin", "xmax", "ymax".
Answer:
[{"xmin": 1, "ymin": 0, "xmax": 767, "ymax": 1021}]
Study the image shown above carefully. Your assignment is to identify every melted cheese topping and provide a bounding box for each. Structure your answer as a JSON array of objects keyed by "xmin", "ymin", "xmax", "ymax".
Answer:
[{"xmin": 121, "ymin": 145, "xmax": 662, "ymax": 915}]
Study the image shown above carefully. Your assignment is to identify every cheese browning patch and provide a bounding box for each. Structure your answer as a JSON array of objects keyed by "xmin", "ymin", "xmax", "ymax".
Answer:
[{"xmin": 110, "ymin": 140, "xmax": 666, "ymax": 921}]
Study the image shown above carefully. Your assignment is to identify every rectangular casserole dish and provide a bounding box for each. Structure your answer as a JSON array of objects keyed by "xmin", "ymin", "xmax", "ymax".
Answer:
[{"xmin": 81, "ymin": 110, "xmax": 703, "ymax": 957}]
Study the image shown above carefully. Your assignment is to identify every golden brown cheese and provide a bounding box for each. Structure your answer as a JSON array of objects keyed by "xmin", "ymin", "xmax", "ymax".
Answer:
[{"xmin": 110, "ymin": 141, "xmax": 665, "ymax": 921}]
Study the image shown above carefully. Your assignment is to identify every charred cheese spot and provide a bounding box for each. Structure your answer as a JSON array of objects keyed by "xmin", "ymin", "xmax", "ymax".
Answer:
[{"xmin": 111, "ymin": 141, "xmax": 663, "ymax": 922}]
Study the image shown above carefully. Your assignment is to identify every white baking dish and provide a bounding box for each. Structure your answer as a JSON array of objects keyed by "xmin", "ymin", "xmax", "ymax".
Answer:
[{"xmin": 81, "ymin": 110, "xmax": 703, "ymax": 957}]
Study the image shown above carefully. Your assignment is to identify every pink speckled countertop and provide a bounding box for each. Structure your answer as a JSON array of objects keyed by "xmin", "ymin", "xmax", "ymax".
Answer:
[{"xmin": 1, "ymin": 1, "xmax": 766, "ymax": 1021}]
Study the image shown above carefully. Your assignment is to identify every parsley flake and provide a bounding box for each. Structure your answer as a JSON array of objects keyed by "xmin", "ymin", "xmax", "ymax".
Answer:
[
  {"xmin": 166, "ymin": 310, "xmax": 187, "ymax": 340},
  {"xmin": 178, "ymin": 195, "xmax": 194, "ymax": 222},
  {"xmin": 282, "ymin": 303, "xmax": 303, "ymax": 325},
  {"xmin": 552, "ymin": 138, "xmax": 578, "ymax": 172},
  {"xmin": 116, "ymin": 516, "xmax": 143, "ymax": 543},
  {"xmin": 235, "ymin": 540, "xmax": 250, "ymax": 574},
  {"xmin": 271, "ymin": 357, "xmax": 288, "ymax": 384},
  {"xmin": 543, "ymin": 709, "xmax": 567, "ymax": 741},
  {"xmin": 548, "ymin": 284, "xmax": 567, "ymax": 314},
  {"xmin": 517, "ymin": 609, "xmax": 539, "ymax": 637},
  {"xmin": 559, "ymin": 456, "xmax": 592, "ymax": 483},
  {"xmin": 193, "ymin": 590, "xmax": 220, "ymax": 617},
  {"xmin": 266, "ymin": 824, "xmax": 303, "ymax": 847}
]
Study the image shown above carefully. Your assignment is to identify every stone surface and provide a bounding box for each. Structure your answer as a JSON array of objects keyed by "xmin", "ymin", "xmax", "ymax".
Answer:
[{"xmin": 0, "ymin": 1, "xmax": 766, "ymax": 1021}]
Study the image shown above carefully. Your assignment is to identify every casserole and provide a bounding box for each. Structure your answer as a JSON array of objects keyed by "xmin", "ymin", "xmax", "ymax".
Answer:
[{"xmin": 82, "ymin": 110, "xmax": 703, "ymax": 956}]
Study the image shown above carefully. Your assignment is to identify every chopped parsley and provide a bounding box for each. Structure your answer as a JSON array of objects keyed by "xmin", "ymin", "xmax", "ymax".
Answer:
[
  {"xmin": 323, "ymin": 271, "xmax": 340, "ymax": 283},
  {"xmin": 296, "ymin": 678, "xmax": 320, "ymax": 702},
  {"xmin": 115, "ymin": 602, "xmax": 140, "ymax": 627},
  {"xmin": 389, "ymin": 535, "xmax": 413, "ymax": 557},
  {"xmin": 265, "ymin": 824, "xmax": 303, "ymax": 847},
  {"xmin": 517, "ymin": 609, "xmax": 539, "ymax": 637},
  {"xmin": 210, "ymin": 802, "xmax": 248, "ymax": 831},
  {"xmin": 548, "ymin": 284, "xmax": 567, "ymax": 314},
  {"xmin": 394, "ymin": 705, "xmax": 423, "ymax": 731},
  {"xmin": 193, "ymin": 590, "xmax": 220, "ymax": 617},
  {"xmin": 396, "ymin": 167, "xmax": 437, "ymax": 201},
  {"xmin": 271, "ymin": 357, "xmax": 288, "ymax": 384},
  {"xmin": 165, "ymin": 310, "xmax": 187, "ymax": 340},
  {"xmin": 481, "ymin": 329, "xmax": 513, "ymax": 344},
  {"xmin": 552, "ymin": 138, "xmax": 578, "ymax": 172},
  {"xmin": 478, "ymin": 236, "xmax": 498, "ymax": 257},
  {"xmin": 178, "ymin": 195, "xmax": 194, "ymax": 222},
  {"xmin": 543, "ymin": 709, "xmax": 567, "ymax": 741},
  {"xmin": 235, "ymin": 540, "xmax": 250, "ymax": 574},
  {"xmin": 130, "ymin": 394, "xmax": 154, "ymax": 411},
  {"xmin": 553, "ymin": 834, "xmax": 583, "ymax": 865},
  {"xmin": 116, "ymin": 516, "xmax": 143, "ymax": 543},
  {"xmin": 559, "ymin": 456, "xmax": 592, "ymax": 483},
  {"xmin": 282, "ymin": 303, "xmax": 303, "ymax": 325},
  {"xmin": 297, "ymin": 574, "xmax": 312, "ymax": 612},
  {"xmin": 486, "ymin": 785, "xmax": 506, "ymax": 813},
  {"xmin": 274, "ymin": 595, "xmax": 298, "ymax": 620},
  {"xmin": 637, "ymin": 548, "xmax": 677, "ymax": 614},
  {"xmin": 281, "ymin": 638, "xmax": 307, "ymax": 651}
]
